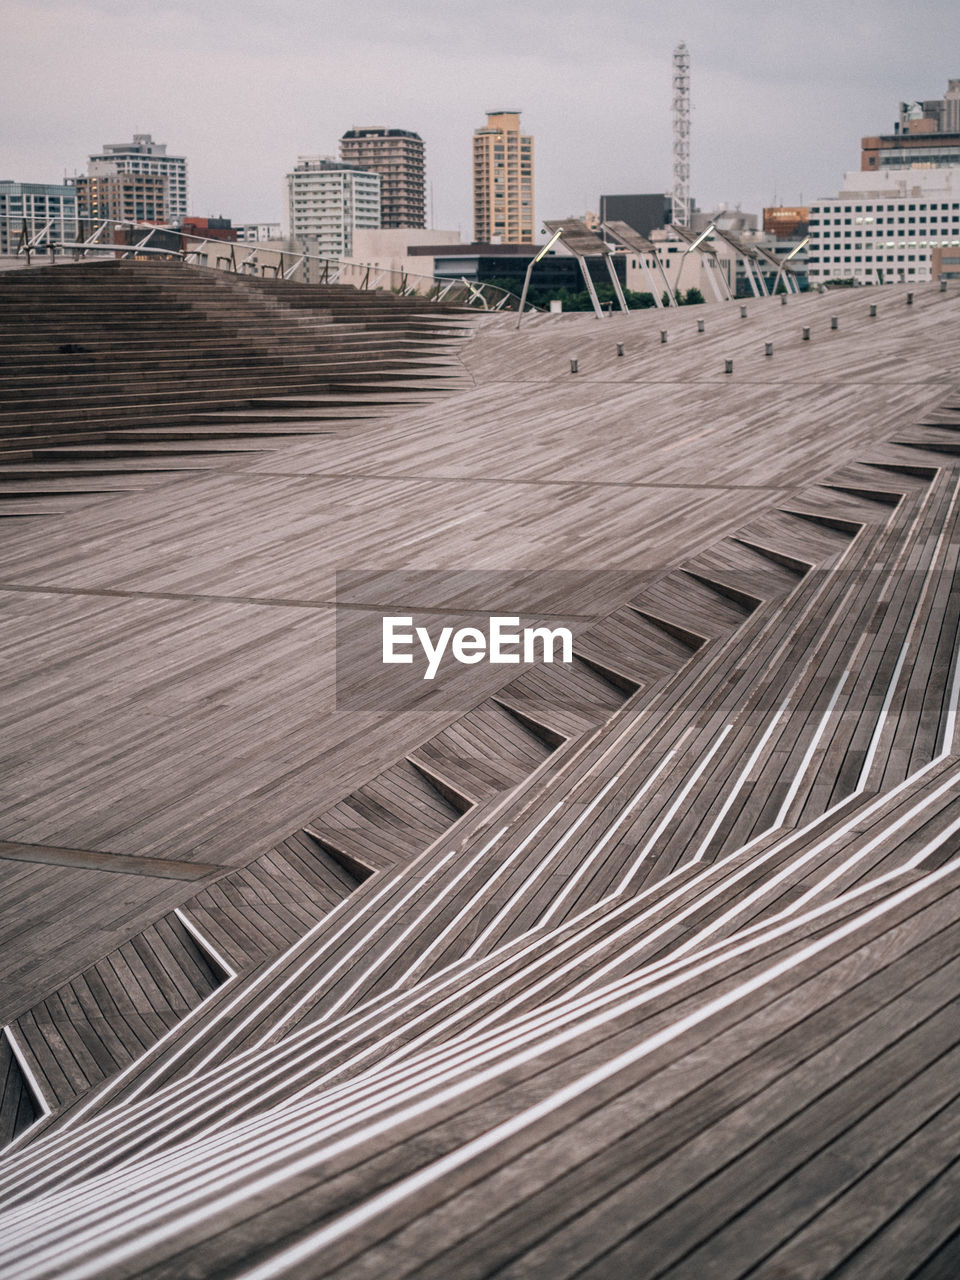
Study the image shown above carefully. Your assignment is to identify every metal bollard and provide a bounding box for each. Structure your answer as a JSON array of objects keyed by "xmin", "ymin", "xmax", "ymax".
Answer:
[
  {"xmin": 660, "ymin": 330, "xmax": 668, "ymax": 344},
  {"xmin": 802, "ymin": 327, "xmax": 810, "ymax": 341},
  {"xmin": 780, "ymin": 294, "xmax": 788, "ymax": 306},
  {"xmin": 570, "ymin": 358, "xmax": 578, "ymax": 374},
  {"xmin": 764, "ymin": 342, "xmax": 773, "ymax": 357},
  {"xmin": 616, "ymin": 343, "xmax": 624, "ymax": 357},
  {"xmin": 831, "ymin": 316, "xmax": 838, "ymax": 330},
  {"xmin": 907, "ymin": 292, "xmax": 914, "ymax": 305},
  {"xmin": 740, "ymin": 305, "xmax": 748, "ymax": 318},
  {"xmin": 724, "ymin": 359, "xmax": 733, "ymax": 374},
  {"xmin": 697, "ymin": 319, "xmax": 705, "ymax": 333},
  {"xmin": 869, "ymin": 304, "xmax": 877, "ymax": 317}
]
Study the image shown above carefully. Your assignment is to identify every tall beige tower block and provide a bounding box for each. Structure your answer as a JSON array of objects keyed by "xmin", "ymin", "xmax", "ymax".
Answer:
[{"xmin": 472, "ymin": 110, "xmax": 535, "ymax": 243}]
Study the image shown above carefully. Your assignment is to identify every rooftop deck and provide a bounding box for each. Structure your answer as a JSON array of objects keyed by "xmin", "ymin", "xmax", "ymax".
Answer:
[{"xmin": 1, "ymin": 263, "xmax": 958, "ymax": 1277}]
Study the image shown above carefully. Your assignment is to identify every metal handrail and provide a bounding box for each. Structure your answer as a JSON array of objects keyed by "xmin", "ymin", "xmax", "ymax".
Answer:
[{"xmin": 0, "ymin": 216, "xmax": 539, "ymax": 313}]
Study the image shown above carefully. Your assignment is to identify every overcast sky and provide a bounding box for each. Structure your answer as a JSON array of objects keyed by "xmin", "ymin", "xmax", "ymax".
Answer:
[{"xmin": 4, "ymin": 0, "xmax": 960, "ymax": 234}]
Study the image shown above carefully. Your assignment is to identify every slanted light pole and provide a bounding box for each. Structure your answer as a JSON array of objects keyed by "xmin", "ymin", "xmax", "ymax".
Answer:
[
  {"xmin": 516, "ymin": 229, "xmax": 564, "ymax": 329},
  {"xmin": 682, "ymin": 222, "xmax": 715, "ymax": 300},
  {"xmin": 685, "ymin": 223, "xmax": 715, "ymax": 254}
]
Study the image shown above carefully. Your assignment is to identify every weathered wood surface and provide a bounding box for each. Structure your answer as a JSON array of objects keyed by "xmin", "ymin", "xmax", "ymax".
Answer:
[{"xmin": 0, "ymin": 269, "xmax": 959, "ymax": 1277}]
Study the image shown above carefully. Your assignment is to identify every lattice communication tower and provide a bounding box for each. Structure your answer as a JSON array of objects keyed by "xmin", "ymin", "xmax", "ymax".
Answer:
[{"xmin": 672, "ymin": 42, "xmax": 691, "ymax": 228}]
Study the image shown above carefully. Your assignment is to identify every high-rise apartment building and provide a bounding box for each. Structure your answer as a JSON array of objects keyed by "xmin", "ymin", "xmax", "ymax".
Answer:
[
  {"xmin": 86, "ymin": 134, "xmax": 188, "ymax": 223},
  {"xmin": 72, "ymin": 172, "xmax": 168, "ymax": 224},
  {"xmin": 0, "ymin": 181, "xmax": 78, "ymax": 254},
  {"xmin": 339, "ymin": 128, "xmax": 425, "ymax": 229},
  {"xmin": 473, "ymin": 110, "xmax": 534, "ymax": 243},
  {"xmin": 285, "ymin": 156, "xmax": 381, "ymax": 258}
]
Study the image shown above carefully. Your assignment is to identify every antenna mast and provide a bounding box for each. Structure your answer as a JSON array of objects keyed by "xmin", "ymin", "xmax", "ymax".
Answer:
[{"xmin": 672, "ymin": 41, "xmax": 691, "ymax": 228}]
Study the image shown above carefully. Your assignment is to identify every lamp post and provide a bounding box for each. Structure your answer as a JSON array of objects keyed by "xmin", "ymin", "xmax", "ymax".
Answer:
[{"xmin": 516, "ymin": 228, "xmax": 563, "ymax": 329}]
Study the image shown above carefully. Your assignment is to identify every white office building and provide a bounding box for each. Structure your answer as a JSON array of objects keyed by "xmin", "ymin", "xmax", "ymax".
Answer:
[
  {"xmin": 807, "ymin": 168, "xmax": 960, "ymax": 285},
  {"xmin": 0, "ymin": 181, "xmax": 79, "ymax": 255},
  {"xmin": 285, "ymin": 157, "xmax": 381, "ymax": 259},
  {"xmin": 87, "ymin": 134, "xmax": 188, "ymax": 224}
]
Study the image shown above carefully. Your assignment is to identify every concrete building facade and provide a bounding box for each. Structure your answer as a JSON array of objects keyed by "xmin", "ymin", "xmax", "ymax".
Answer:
[
  {"xmin": 344, "ymin": 228, "xmax": 461, "ymax": 284},
  {"xmin": 932, "ymin": 243, "xmax": 960, "ymax": 281},
  {"xmin": 806, "ymin": 168, "xmax": 960, "ymax": 285},
  {"xmin": 339, "ymin": 128, "xmax": 425, "ymax": 229},
  {"xmin": 862, "ymin": 129, "xmax": 960, "ymax": 173},
  {"xmin": 0, "ymin": 181, "xmax": 79, "ymax": 255},
  {"xmin": 72, "ymin": 172, "xmax": 167, "ymax": 224},
  {"xmin": 235, "ymin": 222, "xmax": 283, "ymax": 243},
  {"xmin": 86, "ymin": 135, "xmax": 188, "ymax": 223},
  {"xmin": 286, "ymin": 156, "xmax": 381, "ymax": 259},
  {"xmin": 899, "ymin": 80, "xmax": 960, "ymax": 134},
  {"xmin": 860, "ymin": 81, "xmax": 960, "ymax": 174},
  {"xmin": 472, "ymin": 111, "xmax": 534, "ymax": 244}
]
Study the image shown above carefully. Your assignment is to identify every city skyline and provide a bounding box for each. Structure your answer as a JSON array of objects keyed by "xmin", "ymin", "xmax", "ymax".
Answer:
[{"xmin": 4, "ymin": 0, "xmax": 960, "ymax": 235}]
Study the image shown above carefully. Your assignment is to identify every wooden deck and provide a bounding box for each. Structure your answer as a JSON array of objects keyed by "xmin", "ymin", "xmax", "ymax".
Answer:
[{"xmin": 1, "ymin": 265, "xmax": 959, "ymax": 1277}]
